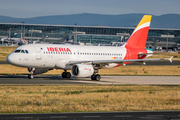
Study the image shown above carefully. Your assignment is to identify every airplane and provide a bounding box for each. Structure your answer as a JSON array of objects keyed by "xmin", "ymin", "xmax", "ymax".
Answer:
[
  {"xmin": 1, "ymin": 33, "xmax": 28, "ymax": 45},
  {"xmin": 6, "ymin": 15, "xmax": 173, "ymax": 80}
]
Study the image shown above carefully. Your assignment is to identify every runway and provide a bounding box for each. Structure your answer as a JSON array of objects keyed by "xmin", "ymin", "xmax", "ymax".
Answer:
[
  {"xmin": 1, "ymin": 111, "xmax": 180, "ymax": 120},
  {"xmin": 0, "ymin": 75, "xmax": 180, "ymax": 85}
]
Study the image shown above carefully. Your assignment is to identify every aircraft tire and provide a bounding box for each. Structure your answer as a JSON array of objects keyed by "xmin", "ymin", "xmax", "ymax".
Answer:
[
  {"xmin": 28, "ymin": 74, "xmax": 34, "ymax": 79},
  {"xmin": 66, "ymin": 72, "xmax": 71, "ymax": 78},
  {"xmin": 62, "ymin": 72, "xmax": 66, "ymax": 78},
  {"xmin": 95, "ymin": 74, "xmax": 101, "ymax": 81},
  {"xmin": 91, "ymin": 74, "xmax": 96, "ymax": 80}
]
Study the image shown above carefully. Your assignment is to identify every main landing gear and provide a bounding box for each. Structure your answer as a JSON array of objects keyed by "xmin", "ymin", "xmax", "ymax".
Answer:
[
  {"xmin": 62, "ymin": 70, "xmax": 71, "ymax": 78},
  {"xmin": 91, "ymin": 74, "xmax": 101, "ymax": 81}
]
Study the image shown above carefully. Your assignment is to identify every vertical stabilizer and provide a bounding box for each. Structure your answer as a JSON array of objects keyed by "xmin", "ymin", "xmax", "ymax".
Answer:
[{"xmin": 125, "ymin": 15, "xmax": 152, "ymax": 49}]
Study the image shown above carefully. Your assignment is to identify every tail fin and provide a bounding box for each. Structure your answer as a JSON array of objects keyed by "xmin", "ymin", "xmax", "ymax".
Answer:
[
  {"xmin": 13, "ymin": 33, "xmax": 18, "ymax": 38},
  {"xmin": 125, "ymin": 15, "xmax": 152, "ymax": 49},
  {"xmin": 21, "ymin": 33, "xmax": 25, "ymax": 42}
]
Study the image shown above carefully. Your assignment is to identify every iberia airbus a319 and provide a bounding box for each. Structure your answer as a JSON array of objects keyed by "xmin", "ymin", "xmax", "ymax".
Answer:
[{"xmin": 6, "ymin": 15, "xmax": 173, "ymax": 80}]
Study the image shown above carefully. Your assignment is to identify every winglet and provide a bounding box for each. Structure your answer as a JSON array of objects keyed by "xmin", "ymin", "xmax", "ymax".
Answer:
[{"xmin": 169, "ymin": 56, "xmax": 173, "ymax": 63}]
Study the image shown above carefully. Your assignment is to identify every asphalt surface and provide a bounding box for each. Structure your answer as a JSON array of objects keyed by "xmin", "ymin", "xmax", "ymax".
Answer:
[
  {"xmin": 0, "ymin": 111, "xmax": 179, "ymax": 120},
  {"xmin": 1, "ymin": 60, "xmax": 180, "ymax": 65},
  {"xmin": 0, "ymin": 75, "xmax": 180, "ymax": 85}
]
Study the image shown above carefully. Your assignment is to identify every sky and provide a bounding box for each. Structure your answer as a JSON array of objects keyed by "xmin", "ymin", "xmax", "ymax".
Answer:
[{"xmin": 0, "ymin": 0, "xmax": 179, "ymax": 18}]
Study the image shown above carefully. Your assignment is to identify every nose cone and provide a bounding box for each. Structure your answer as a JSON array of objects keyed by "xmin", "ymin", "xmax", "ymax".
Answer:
[{"xmin": 6, "ymin": 54, "xmax": 16, "ymax": 65}]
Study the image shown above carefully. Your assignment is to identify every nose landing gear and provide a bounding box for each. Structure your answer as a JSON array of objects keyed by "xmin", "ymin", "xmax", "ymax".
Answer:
[
  {"xmin": 27, "ymin": 68, "xmax": 35, "ymax": 79},
  {"xmin": 28, "ymin": 74, "xmax": 34, "ymax": 79}
]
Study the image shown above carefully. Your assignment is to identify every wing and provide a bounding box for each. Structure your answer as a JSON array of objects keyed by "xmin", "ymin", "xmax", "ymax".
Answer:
[{"xmin": 68, "ymin": 56, "xmax": 173, "ymax": 65}]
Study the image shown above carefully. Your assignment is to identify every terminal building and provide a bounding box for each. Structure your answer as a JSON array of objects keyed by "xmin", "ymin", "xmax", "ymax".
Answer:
[{"xmin": 0, "ymin": 23, "xmax": 180, "ymax": 50}]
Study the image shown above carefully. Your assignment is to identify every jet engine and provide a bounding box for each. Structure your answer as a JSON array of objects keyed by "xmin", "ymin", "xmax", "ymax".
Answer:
[
  {"xmin": 71, "ymin": 64, "xmax": 94, "ymax": 77},
  {"xmin": 28, "ymin": 68, "xmax": 49, "ymax": 75}
]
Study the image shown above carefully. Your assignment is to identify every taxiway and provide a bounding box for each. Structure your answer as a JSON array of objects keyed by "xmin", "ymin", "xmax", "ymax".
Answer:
[{"xmin": 0, "ymin": 75, "xmax": 180, "ymax": 85}]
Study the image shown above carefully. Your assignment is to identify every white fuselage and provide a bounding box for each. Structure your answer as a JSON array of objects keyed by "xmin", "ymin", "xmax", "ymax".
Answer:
[{"xmin": 7, "ymin": 44, "xmax": 127, "ymax": 69}]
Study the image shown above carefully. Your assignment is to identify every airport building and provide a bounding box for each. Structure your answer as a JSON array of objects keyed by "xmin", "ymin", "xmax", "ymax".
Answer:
[{"xmin": 0, "ymin": 23, "xmax": 180, "ymax": 50}]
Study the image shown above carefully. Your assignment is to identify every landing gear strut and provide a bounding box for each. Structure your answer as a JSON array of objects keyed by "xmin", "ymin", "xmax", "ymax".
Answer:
[
  {"xmin": 27, "ymin": 68, "xmax": 35, "ymax": 79},
  {"xmin": 62, "ymin": 70, "xmax": 71, "ymax": 78},
  {"xmin": 91, "ymin": 74, "xmax": 101, "ymax": 81}
]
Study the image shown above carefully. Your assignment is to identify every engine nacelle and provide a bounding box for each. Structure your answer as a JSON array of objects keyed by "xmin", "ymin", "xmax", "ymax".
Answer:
[
  {"xmin": 71, "ymin": 64, "xmax": 94, "ymax": 77},
  {"xmin": 28, "ymin": 68, "xmax": 49, "ymax": 75}
]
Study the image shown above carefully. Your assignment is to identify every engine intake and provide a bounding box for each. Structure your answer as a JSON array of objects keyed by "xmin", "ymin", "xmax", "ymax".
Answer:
[{"xmin": 71, "ymin": 64, "xmax": 94, "ymax": 77}]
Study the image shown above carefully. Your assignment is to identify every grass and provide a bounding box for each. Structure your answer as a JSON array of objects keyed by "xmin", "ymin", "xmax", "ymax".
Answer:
[
  {"xmin": 147, "ymin": 51, "xmax": 180, "ymax": 60},
  {"xmin": 1, "ymin": 64, "xmax": 180, "ymax": 76},
  {"xmin": 0, "ymin": 85, "xmax": 179, "ymax": 113},
  {"xmin": 0, "ymin": 46, "xmax": 17, "ymax": 60}
]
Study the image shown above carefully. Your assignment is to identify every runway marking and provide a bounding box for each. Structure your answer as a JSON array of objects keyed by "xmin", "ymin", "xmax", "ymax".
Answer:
[
  {"xmin": 114, "ymin": 115, "xmax": 132, "ymax": 117},
  {"xmin": 83, "ymin": 116, "xmax": 101, "ymax": 117},
  {"xmin": 14, "ymin": 117, "xmax": 33, "ymax": 119},
  {"xmin": 146, "ymin": 115, "xmax": 164, "ymax": 117},
  {"xmin": 50, "ymin": 116, "xmax": 67, "ymax": 118},
  {"xmin": 74, "ymin": 80, "xmax": 123, "ymax": 85}
]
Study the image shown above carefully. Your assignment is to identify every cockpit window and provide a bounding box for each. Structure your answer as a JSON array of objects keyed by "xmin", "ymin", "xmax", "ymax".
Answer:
[
  {"xmin": 15, "ymin": 50, "xmax": 21, "ymax": 53},
  {"xmin": 25, "ymin": 50, "xmax": 29, "ymax": 53},
  {"xmin": 21, "ymin": 50, "xmax": 25, "ymax": 53},
  {"xmin": 14, "ymin": 49, "xmax": 29, "ymax": 54}
]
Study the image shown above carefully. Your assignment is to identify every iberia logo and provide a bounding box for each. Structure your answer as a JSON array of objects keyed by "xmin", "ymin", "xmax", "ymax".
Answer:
[
  {"xmin": 47, "ymin": 47, "xmax": 71, "ymax": 52},
  {"xmin": 84, "ymin": 68, "xmax": 91, "ymax": 71}
]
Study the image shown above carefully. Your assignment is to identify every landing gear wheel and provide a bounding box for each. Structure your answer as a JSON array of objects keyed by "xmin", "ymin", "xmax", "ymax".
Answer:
[
  {"xmin": 62, "ymin": 72, "xmax": 66, "ymax": 78},
  {"xmin": 66, "ymin": 72, "xmax": 71, "ymax": 78},
  {"xmin": 95, "ymin": 74, "xmax": 101, "ymax": 81},
  {"xmin": 91, "ymin": 74, "xmax": 96, "ymax": 80},
  {"xmin": 62, "ymin": 72, "xmax": 71, "ymax": 78},
  {"xmin": 91, "ymin": 74, "xmax": 101, "ymax": 81},
  {"xmin": 28, "ymin": 74, "xmax": 34, "ymax": 79}
]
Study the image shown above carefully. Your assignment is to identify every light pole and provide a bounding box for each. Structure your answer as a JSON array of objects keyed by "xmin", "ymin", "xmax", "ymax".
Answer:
[
  {"xmin": 31, "ymin": 28, "xmax": 33, "ymax": 44},
  {"xmin": 21, "ymin": 21, "xmax": 25, "ymax": 42},
  {"xmin": 166, "ymin": 33, "xmax": 169, "ymax": 51},
  {"xmin": 8, "ymin": 28, "xmax": 11, "ymax": 45}
]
